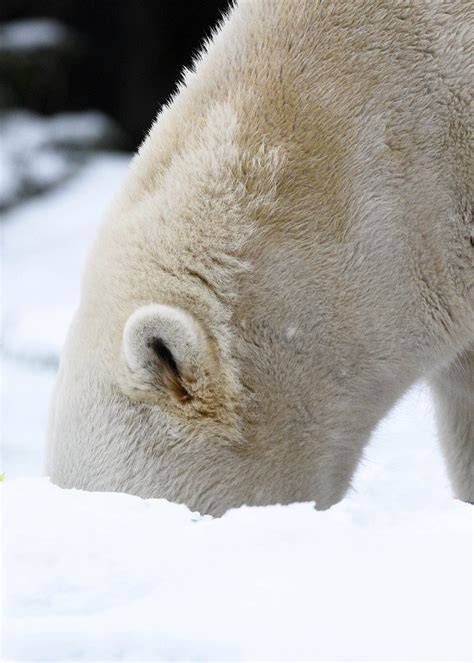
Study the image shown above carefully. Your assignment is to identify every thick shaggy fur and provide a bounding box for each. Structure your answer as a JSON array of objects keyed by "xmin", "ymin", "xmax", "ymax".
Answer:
[{"xmin": 47, "ymin": 0, "xmax": 474, "ymax": 515}]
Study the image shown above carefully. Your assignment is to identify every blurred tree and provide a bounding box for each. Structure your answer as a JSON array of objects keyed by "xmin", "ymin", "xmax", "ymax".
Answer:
[{"xmin": 0, "ymin": 0, "xmax": 230, "ymax": 149}]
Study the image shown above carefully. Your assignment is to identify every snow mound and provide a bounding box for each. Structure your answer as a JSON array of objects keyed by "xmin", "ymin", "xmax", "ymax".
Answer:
[{"xmin": 3, "ymin": 471, "xmax": 472, "ymax": 662}]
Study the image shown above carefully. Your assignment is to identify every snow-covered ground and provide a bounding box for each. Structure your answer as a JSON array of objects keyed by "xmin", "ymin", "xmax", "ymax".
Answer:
[
  {"xmin": 1, "ymin": 118, "xmax": 472, "ymax": 661},
  {"xmin": 0, "ymin": 18, "xmax": 73, "ymax": 53},
  {"xmin": 0, "ymin": 110, "xmax": 122, "ymax": 209}
]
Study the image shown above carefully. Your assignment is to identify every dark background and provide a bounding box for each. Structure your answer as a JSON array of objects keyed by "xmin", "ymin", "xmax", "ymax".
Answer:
[{"xmin": 0, "ymin": 0, "xmax": 230, "ymax": 150}]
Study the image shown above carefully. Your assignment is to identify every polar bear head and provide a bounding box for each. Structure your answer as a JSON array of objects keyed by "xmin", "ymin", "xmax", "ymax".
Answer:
[
  {"xmin": 48, "ymin": 288, "xmax": 359, "ymax": 516},
  {"xmin": 46, "ymin": 91, "xmax": 423, "ymax": 516}
]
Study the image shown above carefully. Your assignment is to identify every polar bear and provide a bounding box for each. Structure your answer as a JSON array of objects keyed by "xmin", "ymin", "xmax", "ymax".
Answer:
[{"xmin": 47, "ymin": 0, "xmax": 473, "ymax": 516}]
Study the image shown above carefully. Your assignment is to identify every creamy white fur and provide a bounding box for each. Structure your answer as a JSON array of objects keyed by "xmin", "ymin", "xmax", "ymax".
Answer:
[{"xmin": 47, "ymin": 0, "xmax": 474, "ymax": 515}]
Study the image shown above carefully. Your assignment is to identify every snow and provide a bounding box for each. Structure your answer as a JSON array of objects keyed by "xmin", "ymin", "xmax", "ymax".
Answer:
[
  {"xmin": 1, "ymin": 115, "xmax": 472, "ymax": 661},
  {"xmin": 0, "ymin": 111, "xmax": 122, "ymax": 208},
  {"xmin": 0, "ymin": 19, "xmax": 72, "ymax": 53},
  {"xmin": 3, "ymin": 437, "xmax": 473, "ymax": 661}
]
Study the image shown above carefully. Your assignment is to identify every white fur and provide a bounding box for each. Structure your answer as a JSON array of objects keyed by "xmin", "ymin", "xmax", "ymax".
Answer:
[{"xmin": 47, "ymin": 0, "xmax": 473, "ymax": 515}]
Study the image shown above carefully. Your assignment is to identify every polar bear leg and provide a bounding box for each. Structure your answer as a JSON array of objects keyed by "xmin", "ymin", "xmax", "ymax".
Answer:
[{"xmin": 430, "ymin": 348, "xmax": 474, "ymax": 504}]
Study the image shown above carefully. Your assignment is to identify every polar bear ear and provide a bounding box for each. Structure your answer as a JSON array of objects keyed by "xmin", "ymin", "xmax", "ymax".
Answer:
[{"xmin": 122, "ymin": 304, "xmax": 210, "ymax": 404}]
